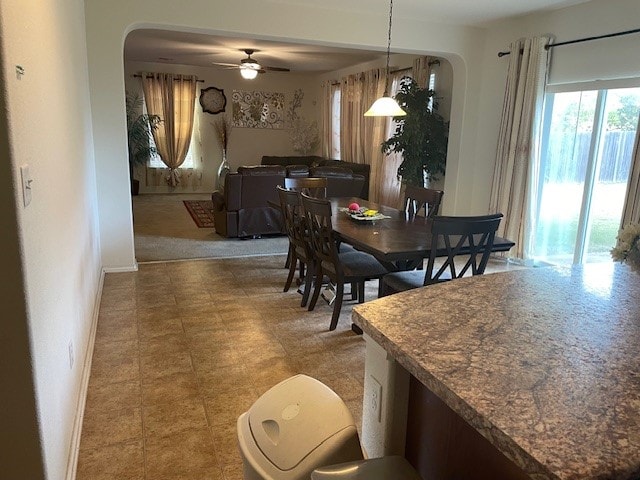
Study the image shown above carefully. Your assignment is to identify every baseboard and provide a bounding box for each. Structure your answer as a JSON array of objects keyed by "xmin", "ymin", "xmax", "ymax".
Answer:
[
  {"xmin": 64, "ymin": 268, "xmax": 104, "ymax": 480},
  {"xmin": 103, "ymin": 263, "xmax": 138, "ymax": 273}
]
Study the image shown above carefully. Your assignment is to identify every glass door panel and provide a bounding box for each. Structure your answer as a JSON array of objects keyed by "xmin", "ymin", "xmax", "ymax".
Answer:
[
  {"xmin": 534, "ymin": 90, "xmax": 597, "ymax": 265},
  {"xmin": 534, "ymin": 87, "xmax": 640, "ymax": 266},
  {"xmin": 584, "ymin": 88, "xmax": 640, "ymax": 263}
]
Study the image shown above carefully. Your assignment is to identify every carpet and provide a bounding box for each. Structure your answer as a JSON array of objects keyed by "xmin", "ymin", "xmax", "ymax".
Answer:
[{"xmin": 184, "ymin": 200, "xmax": 215, "ymax": 228}]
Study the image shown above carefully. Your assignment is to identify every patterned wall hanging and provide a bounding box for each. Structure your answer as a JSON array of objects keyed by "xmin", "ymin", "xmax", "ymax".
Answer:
[{"xmin": 231, "ymin": 90, "xmax": 285, "ymax": 129}]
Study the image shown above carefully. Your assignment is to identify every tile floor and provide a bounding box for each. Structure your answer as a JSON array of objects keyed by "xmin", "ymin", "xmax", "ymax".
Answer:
[
  {"xmin": 76, "ymin": 254, "xmax": 370, "ymax": 480},
  {"xmin": 76, "ymin": 251, "xmax": 522, "ymax": 479}
]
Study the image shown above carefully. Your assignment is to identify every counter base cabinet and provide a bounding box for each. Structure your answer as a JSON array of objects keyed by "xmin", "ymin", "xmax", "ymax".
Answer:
[{"xmin": 405, "ymin": 375, "xmax": 529, "ymax": 480}]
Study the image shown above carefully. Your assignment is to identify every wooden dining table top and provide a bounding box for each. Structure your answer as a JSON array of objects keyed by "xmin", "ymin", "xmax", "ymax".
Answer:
[{"xmin": 330, "ymin": 197, "xmax": 515, "ymax": 270}]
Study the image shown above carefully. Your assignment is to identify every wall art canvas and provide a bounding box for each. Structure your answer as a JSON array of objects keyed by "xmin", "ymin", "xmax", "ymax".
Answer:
[{"xmin": 232, "ymin": 90, "xmax": 285, "ymax": 129}]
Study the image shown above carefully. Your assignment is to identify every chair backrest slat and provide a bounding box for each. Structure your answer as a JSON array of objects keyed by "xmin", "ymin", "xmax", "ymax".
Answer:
[
  {"xmin": 277, "ymin": 186, "xmax": 310, "ymax": 255},
  {"xmin": 300, "ymin": 193, "xmax": 341, "ymax": 277},
  {"xmin": 403, "ymin": 185, "xmax": 444, "ymax": 218},
  {"xmin": 424, "ymin": 214, "xmax": 503, "ymax": 286}
]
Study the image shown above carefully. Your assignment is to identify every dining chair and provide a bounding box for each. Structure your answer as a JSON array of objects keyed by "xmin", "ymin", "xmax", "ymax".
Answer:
[
  {"xmin": 277, "ymin": 186, "xmax": 316, "ymax": 307},
  {"xmin": 284, "ymin": 177, "xmax": 328, "ymax": 199},
  {"xmin": 403, "ymin": 185, "xmax": 444, "ymax": 218},
  {"xmin": 301, "ymin": 193, "xmax": 388, "ymax": 331},
  {"xmin": 380, "ymin": 213, "xmax": 503, "ymax": 296},
  {"xmin": 281, "ymin": 177, "xmax": 329, "ymax": 270}
]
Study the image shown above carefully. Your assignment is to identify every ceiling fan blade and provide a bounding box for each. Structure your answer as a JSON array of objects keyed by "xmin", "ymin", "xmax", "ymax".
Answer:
[
  {"xmin": 212, "ymin": 62, "xmax": 240, "ymax": 68},
  {"xmin": 262, "ymin": 65, "xmax": 290, "ymax": 72}
]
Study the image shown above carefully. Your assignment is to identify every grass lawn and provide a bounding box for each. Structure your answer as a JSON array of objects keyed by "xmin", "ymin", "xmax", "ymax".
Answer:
[{"xmin": 534, "ymin": 182, "xmax": 625, "ymax": 264}]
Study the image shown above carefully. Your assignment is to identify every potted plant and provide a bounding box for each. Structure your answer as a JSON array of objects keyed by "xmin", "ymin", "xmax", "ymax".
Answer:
[
  {"xmin": 125, "ymin": 91, "xmax": 162, "ymax": 195},
  {"xmin": 381, "ymin": 78, "xmax": 448, "ymax": 187}
]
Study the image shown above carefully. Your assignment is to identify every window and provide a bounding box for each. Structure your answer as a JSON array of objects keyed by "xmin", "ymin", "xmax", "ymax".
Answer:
[
  {"xmin": 532, "ymin": 86, "xmax": 640, "ymax": 265},
  {"xmin": 330, "ymin": 84, "xmax": 341, "ymax": 159},
  {"xmin": 427, "ymin": 71, "xmax": 436, "ymax": 111},
  {"xmin": 146, "ymin": 98, "xmax": 199, "ymax": 169},
  {"xmin": 148, "ymin": 137, "xmax": 197, "ymax": 169}
]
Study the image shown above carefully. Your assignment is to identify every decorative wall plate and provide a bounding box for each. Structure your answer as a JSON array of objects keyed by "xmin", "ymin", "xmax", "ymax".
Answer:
[{"xmin": 199, "ymin": 86, "xmax": 226, "ymax": 114}]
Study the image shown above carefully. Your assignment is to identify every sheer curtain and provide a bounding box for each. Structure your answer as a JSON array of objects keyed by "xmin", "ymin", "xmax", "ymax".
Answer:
[
  {"xmin": 141, "ymin": 72, "xmax": 198, "ymax": 187},
  {"xmin": 621, "ymin": 114, "xmax": 640, "ymax": 226},
  {"xmin": 489, "ymin": 36, "xmax": 551, "ymax": 259}
]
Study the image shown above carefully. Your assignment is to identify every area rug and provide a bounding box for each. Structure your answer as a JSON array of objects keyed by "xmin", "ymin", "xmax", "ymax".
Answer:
[{"xmin": 183, "ymin": 200, "xmax": 215, "ymax": 228}]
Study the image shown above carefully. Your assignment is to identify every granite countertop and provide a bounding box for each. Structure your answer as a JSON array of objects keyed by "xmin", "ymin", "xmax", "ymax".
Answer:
[{"xmin": 352, "ymin": 263, "xmax": 640, "ymax": 480}]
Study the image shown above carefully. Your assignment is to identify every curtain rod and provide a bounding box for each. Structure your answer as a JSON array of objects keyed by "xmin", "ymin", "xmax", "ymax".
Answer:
[
  {"xmin": 133, "ymin": 74, "xmax": 204, "ymax": 83},
  {"xmin": 329, "ymin": 59, "xmax": 441, "ymax": 84},
  {"xmin": 391, "ymin": 60, "xmax": 440, "ymax": 74},
  {"xmin": 497, "ymin": 27, "xmax": 640, "ymax": 57}
]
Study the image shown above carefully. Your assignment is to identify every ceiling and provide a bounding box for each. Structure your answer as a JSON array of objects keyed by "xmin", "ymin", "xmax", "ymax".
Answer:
[
  {"xmin": 124, "ymin": 30, "xmax": 386, "ymax": 73},
  {"xmin": 124, "ymin": 0, "xmax": 591, "ymax": 73}
]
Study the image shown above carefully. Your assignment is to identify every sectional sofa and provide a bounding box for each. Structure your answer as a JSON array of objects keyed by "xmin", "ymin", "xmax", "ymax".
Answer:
[{"xmin": 211, "ymin": 159, "xmax": 369, "ymax": 238}]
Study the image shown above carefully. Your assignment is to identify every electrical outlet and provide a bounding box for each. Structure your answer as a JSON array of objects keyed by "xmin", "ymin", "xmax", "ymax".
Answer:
[
  {"xmin": 370, "ymin": 375, "xmax": 382, "ymax": 422},
  {"xmin": 68, "ymin": 341, "xmax": 74, "ymax": 370}
]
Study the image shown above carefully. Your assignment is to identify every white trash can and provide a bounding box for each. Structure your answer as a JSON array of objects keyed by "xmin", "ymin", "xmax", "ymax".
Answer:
[{"xmin": 237, "ymin": 374, "xmax": 363, "ymax": 480}]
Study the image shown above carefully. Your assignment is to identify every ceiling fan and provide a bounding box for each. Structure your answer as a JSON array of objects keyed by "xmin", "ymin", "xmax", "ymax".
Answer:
[{"xmin": 212, "ymin": 49, "xmax": 290, "ymax": 79}]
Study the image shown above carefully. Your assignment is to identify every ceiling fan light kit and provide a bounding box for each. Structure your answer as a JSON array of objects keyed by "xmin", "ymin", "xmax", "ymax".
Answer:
[
  {"xmin": 212, "ymin": 48, "xmax": 290, "ymax": 80},
  {"xmin": 365, "ymin": 0, "xmax": 406, "ymax": 117},
  {"xmin": 240, "ymin": 66, "xmax": 259, "ymax": 79}
]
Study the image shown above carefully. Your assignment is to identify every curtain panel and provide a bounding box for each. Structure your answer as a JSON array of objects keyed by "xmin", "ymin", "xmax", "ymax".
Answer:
[
  {"xmin": 340, "ymin": 72, "xmax": 365, "ymax": 165},
  {"xmin": 320, "ymin": 81, "xmax": 333, "ymax": 158},
  {"xmin": 142, "ymin": 72, "xmax": 198, "ymax": 187},
  {"xmin": 339, "ymin": 68, "xmax": 395, "ymax": 202},
  {"xmin": 376, "ymin": 72, "xmax": 408, "ymax": 208},
  {"xmin": 621, "ymin": 114, "xmax": 640, "ymax": 227},
  {"xmin": 489, "ymin": 36, "xmax": 551, "ymax": 260},
  {"xmin": 363, "ymin": 69, "xmax": 389, "ymax": 204},
  {"xmin": 412, "ymin": 56, "xmax": 432, "ymax": 90}
]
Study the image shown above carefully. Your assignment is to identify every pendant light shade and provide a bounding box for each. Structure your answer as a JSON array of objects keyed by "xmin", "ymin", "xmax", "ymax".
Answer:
[
  {"xmin": 365, "ymin": 0, "xmax": 406, "ymax": 117},
  {"xmin": 364, "ymin": 96, "xmax": 406, "ymax": 117}
]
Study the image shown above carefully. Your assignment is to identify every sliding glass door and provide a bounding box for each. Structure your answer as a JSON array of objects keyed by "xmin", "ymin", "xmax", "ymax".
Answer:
[{"xmin": 533, "ymin": 86, "xmax": 640, "ymax": 265}]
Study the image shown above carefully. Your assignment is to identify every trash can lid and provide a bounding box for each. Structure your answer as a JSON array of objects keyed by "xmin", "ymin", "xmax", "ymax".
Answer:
[{"xmin": 248, "ymin": 375, "xmax": 356, "ymax": 471}]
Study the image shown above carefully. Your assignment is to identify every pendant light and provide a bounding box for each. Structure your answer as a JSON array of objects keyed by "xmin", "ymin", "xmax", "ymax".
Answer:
[{"xmin": 364, "ymin": 0, "xmax": 406, "ymax": 117}]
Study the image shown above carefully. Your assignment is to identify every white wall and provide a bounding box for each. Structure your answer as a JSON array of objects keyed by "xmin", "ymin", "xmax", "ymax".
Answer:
[
  {"xmin": 85, "ymin": 0, "xmax": 640, "ymax": 270},
  {"xmin": 125, "ymin": 59, "xmax": 322, "ymax": 193},
  {"xmin": 0, "ymin": 0, "xmax": 102, "ymax": 478},
  {"xmin": 84, "ymin": 0, "xmax": 487, "ymax": 269},
  {"xmin": 469, "ymin": 0, "xmax": 640, "ymax": 214}
]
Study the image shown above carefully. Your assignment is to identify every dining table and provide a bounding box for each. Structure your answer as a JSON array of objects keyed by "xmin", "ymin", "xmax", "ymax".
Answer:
[{"xmin": 330, "ymin": 197, "xmax": 515, "ymax": 271}]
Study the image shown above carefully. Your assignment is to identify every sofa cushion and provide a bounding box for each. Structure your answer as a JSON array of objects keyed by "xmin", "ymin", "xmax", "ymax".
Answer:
[
  {"xmin": 317, "ymin": 160, "xmax": 370, "ymax": 199},
  {"xmin": 261, "ymin": 155, "xmax": 324, "ymax": 167},
  {"xmin": 310, "ymin": 166, "xmax": 354, "ymax": 178},
  {"xmin": 285, "ymin": 165, "xmax": 310, "ymax": 177},
  {"xmin": 238, "ymin": 165, "xmax": 286, "ymax": 176}
]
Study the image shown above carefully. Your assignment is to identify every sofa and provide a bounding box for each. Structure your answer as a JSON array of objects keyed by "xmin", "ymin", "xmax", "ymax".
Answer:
[
  {"xmin": 261, "ymin": 156, "xmax": 370, "ymax": 200},
  {"xmin": 211, "ymin": 164, "xmax": 366, "ymax": 238}
]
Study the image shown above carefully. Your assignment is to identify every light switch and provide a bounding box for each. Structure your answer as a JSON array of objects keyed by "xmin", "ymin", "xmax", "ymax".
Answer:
[{"xmin": 20, "ymin": 165, "xmax": 32, "ymax": 207}]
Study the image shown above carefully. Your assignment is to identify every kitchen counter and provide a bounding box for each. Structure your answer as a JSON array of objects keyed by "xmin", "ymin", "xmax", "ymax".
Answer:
[{"xmin": 352, "ymin": 263, "xmax": 640, "ymax": 479}]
